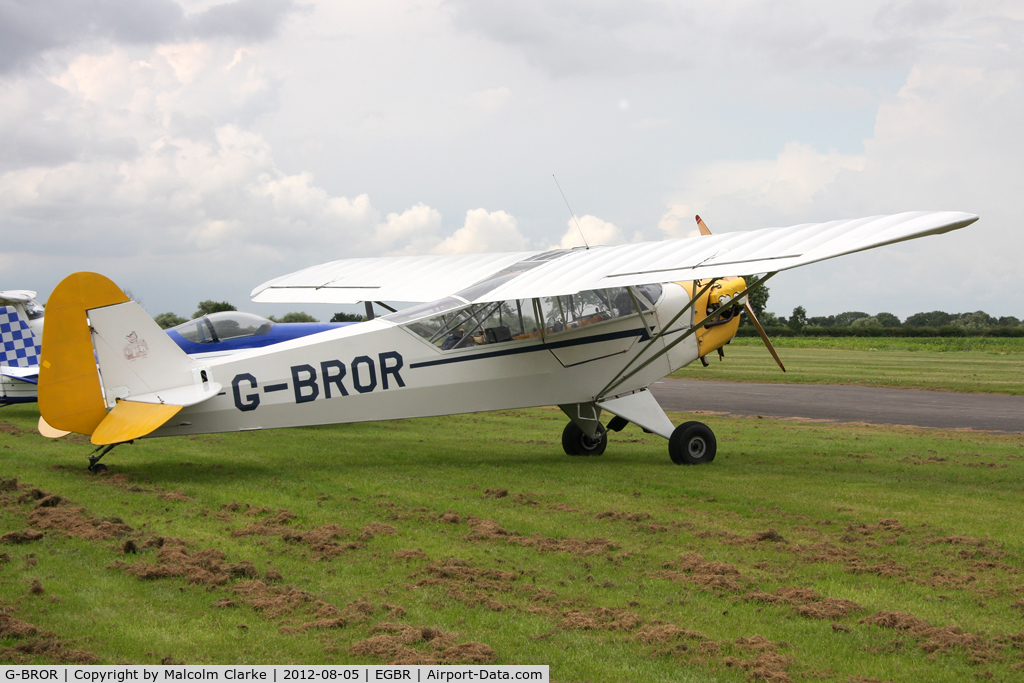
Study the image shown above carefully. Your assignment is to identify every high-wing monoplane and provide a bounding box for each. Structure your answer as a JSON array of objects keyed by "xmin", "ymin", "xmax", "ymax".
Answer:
[{"xmin": 36, "ymin": 211, "xmax": 978, "ymax": 471}]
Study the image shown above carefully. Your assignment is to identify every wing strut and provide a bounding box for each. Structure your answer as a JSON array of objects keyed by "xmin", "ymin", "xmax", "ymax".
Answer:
[
  {"xmin": 596, "ymin": 278, "xmax": 720, "ymax": 398},
  {"xmin": 598, "ymin": 273, "xmax": 779, "ymax": 398}
]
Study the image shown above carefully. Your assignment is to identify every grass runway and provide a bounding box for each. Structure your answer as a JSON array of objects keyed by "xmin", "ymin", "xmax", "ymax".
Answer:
[
  {"xmin": 672, "ymin": 337, "xmax": 1024, "ymax": 394},
  {"xmin": 2, "ymin": 401, "xmax": 1024, "ymax": 681}
]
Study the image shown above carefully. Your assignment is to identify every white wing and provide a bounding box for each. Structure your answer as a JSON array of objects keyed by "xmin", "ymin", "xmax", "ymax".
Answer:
[
  {"xmin": 251, "ymin": 211, "xmax": 978, "ymax": 305},
  {"xmin": 251, "ymin": 252, "xmax": 539, "ymax": 304},
  {"xmin": 0, "ymin": 290, "xmax": 38, "ymax": 306}
]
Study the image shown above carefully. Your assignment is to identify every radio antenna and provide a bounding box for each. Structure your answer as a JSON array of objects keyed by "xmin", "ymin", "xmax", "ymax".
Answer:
[{"xmin": 552, "ymin": 174, "xmax": 589, "ymax": 249}]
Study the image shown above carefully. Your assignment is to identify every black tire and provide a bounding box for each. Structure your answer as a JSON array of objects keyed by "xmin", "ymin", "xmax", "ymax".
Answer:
[
  {"xmin": 88, "ymin": 463, "xmax": 109, "ymax": 474},
  {"xmin": 668, "ymin": 421, "xmax": 716, "ymax": 465},
  {"xmin": 562, "ymin": 421, "xmax": 607, "ymax": 457}
]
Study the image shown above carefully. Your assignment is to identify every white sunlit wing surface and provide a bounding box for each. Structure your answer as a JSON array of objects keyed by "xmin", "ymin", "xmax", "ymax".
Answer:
[
  {"xmin": 250, "ymin": 212, "xmax": 978, "ymax": 305},
  {"xmin": 250, "ymin": 252, "xmax": 540, "ymax": 304}
]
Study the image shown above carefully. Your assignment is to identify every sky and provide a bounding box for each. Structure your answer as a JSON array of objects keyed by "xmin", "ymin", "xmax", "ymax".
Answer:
[{"xmin": 1, "ymin": 0, "xmax": 1021, "ymax": 321}]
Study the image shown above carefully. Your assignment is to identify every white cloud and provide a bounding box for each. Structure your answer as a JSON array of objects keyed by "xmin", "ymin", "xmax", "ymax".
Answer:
[
  {"xmin": 432, "ymin": 208, "xmax": 530, "ymax": 254},
  {"xmin": 658, "ymin": 142, "xmax": 865, "ymax": 237},
  {"xmin": 558, "ymin": 214, "xmax": 627, "ymax": 248}
]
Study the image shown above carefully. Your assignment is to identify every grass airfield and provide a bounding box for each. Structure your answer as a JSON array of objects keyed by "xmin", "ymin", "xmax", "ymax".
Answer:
[
  {"xmin": 1, "ymin": 398, "xmax": 1023, "ymax": 681},
  {"xmin": 672, "ymin": 337, "xmax": 1024, "ymax": 394}
]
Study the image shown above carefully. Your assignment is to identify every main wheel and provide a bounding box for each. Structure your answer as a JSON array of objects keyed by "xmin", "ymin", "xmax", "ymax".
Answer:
[
  {"xmin": 668, "ymin": 421, "xmax": 716, "ymax": 465},
  {"xmin": 562, "ymin": 422, "xmax": 607, "ymax": 456}
]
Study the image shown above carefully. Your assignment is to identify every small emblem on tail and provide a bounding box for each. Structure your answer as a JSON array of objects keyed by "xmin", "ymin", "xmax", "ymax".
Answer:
[{"xmin": 123, "ymin": 331, "xmax": 149, "ymax": 360}]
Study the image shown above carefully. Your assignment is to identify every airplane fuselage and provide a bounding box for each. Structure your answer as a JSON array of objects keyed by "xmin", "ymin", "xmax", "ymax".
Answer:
[{"xmin": 148, "ymin": 283, "xmax": 709, "ymax": 436}]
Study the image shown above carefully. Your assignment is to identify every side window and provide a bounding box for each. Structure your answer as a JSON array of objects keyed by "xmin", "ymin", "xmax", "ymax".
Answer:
[
  {"xmin": 540, "ymin": 287, "xmax": 650, "ymax": 336},
  {"xmin": 406, "ymin": 300, "xmax": 540, "ymax": 350},
  {"xmin": 536, "ymin": 297, "xmax": 565, "ymax": 333}
]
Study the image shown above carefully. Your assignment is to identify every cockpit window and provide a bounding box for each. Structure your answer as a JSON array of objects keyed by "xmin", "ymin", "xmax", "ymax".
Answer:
[
  {"xmin": 171, "ymin": 312, "xmax": 273, "ymax": 344},
  {"xmin": 402, "ymin": 285, "xmax": 660, "ymax": 351},
  {"xmin": 406, "ymin": 299, "xmax": 541, "ymax": 350},
  {"xmin": 24, "ymin": 299, "xmax": 44, "ymax": 320}
]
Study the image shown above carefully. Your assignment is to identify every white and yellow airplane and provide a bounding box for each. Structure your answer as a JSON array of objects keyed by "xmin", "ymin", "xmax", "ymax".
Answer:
[{"xmin": 37, "ymin": 211, "xmax": 977, "ymax": 471}]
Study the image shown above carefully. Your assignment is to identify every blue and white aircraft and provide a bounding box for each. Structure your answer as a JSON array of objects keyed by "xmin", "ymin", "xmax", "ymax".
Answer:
[
  {"xmin": 0, "ymin": 291, "xmax": 44, "ymax": 406},
  {"xmin": 35, "ymin": 211, "xmax": 978, "ymax": 470}
]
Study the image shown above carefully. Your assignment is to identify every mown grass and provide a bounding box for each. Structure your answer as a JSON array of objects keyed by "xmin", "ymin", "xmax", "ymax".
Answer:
[
  {"xmin": 672, "ymin": 337, "xmax": 1024, "ymax": 394},
  {"xmin": 1, "ymin": 403, "xmax": 1023, "ymax": 681}
]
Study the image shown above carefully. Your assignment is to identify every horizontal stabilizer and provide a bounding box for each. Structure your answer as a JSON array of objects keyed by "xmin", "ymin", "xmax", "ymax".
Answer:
[
  {"xmin": 37, "ymin": 416, "xmax": 70, "ymax": 439},
  {"xmin": 598, "ymin": 389, "xmax": 675, "ymax": 439},
  {"xmin": 91, "ymin": 401, "xmax": 183, "ymax": 446}
]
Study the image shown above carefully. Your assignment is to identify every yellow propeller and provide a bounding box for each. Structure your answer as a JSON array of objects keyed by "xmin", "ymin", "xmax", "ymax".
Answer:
[{"xmin": 694, "ymin": 215, "xmax": 785, "ymax": 372}]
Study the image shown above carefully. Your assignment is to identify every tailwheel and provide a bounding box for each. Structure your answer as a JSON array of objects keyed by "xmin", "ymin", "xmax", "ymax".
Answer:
[
  {"xmin": 562, "ymin": 422, "xmax": 607, "ymax": 457},
  {"xmin": 86, "ymin": 442, "xmax": 128, "ymax": 474},
  {"xmin": 668, "ymin": 421, "xmax": 716, "ymax": 465}
]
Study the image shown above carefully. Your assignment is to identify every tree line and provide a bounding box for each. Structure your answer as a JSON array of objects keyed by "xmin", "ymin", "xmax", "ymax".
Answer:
[{"xmin": 743, "ymin": 278, "xmax": 1022, "ymax": 337}]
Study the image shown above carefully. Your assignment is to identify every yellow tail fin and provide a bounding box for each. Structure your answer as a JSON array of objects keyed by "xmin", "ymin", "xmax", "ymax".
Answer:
[{"xmin": 38, "ymin": 273, "xmax": 129, "ymax": 435}]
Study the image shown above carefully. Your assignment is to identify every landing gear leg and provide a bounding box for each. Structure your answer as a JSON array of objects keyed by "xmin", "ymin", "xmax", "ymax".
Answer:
[
  {"xmin": 87, "ymin": 443, "xmax": 126, "ymax": 473},
  {"xmin": 668, "ymin": 421, "xmax": 716, "ymax": 465}
]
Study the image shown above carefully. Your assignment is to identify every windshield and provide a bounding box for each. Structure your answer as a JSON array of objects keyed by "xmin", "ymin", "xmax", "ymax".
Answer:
[{"xmin": 171, "ymin": 311, "xmax": 273, "ymax": 343}]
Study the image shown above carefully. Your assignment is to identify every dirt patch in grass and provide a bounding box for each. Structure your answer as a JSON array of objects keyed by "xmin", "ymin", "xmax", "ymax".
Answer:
[
  {"xmin": 930, "ymin": 535, "xmax": 1008, "ymax": 560},
  {"xmin": 410, "ymin": 558, "xmax": 536, "ymax": 612},
  {"xmin": 721, "ymin": 636, "xmax": 795, "ymax": 683},
  {"xmin": 286, "ymin": 525, "xmax": 360, "ymax": 558},
  {"xmin": 515, "ymin": 535, "xmax": 619, "ymax": 556},
  {"xmin": 0, "ymin": 422, "xmax": 25, "ymax": 436},
  {"xmin": 738, "ymin": 587, "xmax": 862, "ymax": 620},
  {"xmin": 160, "ymin": 491, "xmax": 192, "ymax": 502},
  {"xmin": 634, "ymin": 624, "xmax": 707, "ymax": 644},
  {"xmin": 560, "ymin": 607, "xmax": 642, "ymax": 631},
  {"xmin": 729, "ymin": 529, "xmax": 788, "ymax": 545},
  {"xmin": 416, "ymin": 558, "xmax": 518, "ymax": 588},
  {"xmin": 28, "ymin": 505, "xmax": 133, "ymax": 541},
  {"xmin": 483, "ymin": 489, "xmax": 508, "ymax": 499},
  {"xmin": 595, "ymin": 510, "xmax": 651, "ymax": 522},
  {"xmin": 394, "ymin": 549, "xmax": 427, "ymax": 561},
  {"xmin": 860, "ymin": 611, "xmax": 995, "ymax": 662},
  {"xmin": 0, "ymin": 613, "xmax": 97, "ymax": 664},
  {"xmin": 348, "ymin": 622, "xmax": 496, "ymax": 665},
  {"xmin": 233, "ymin": 522, "xmax": 362, "ymax": 559},
  {"xmin": 1, "ymin": 530, "xmax": 44, "ymax": 544},
  {"xmin": 361, "ymin": 522, "xmax": 397, "ymax": 539},
  {"xmin": 795, "ymin": 598, "xmax": 862, "ymax": 620},
  {"xmin": 114, "ymin": 542, "xmax": 270, "ymax": 587},
  {"xmin": 654, "ymin": 553, "xmax": 746, "ymax": 593},
  {"xmin": 846, "ymin": 560, "xmax": 909, "ymax": 579},
  {"xmin": 650, "ymin": 630, "xmax": 796, "ymax": 682},
  {"xmin": 460, "ymin": 516, "xmax": 617, "ymax": 556}
]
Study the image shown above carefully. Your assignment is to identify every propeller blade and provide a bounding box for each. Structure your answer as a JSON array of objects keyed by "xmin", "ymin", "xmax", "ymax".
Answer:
[
  {"xmin": 695, "ymin": 215, "xmax": 712, "ymax": 236},
  {"xmin": 695, "ymin": 214, "xmax": 784, "ymax": 372},
  {"xmin": 744, "ymin": 300, "xmax": 786, "ymax": 372}
]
